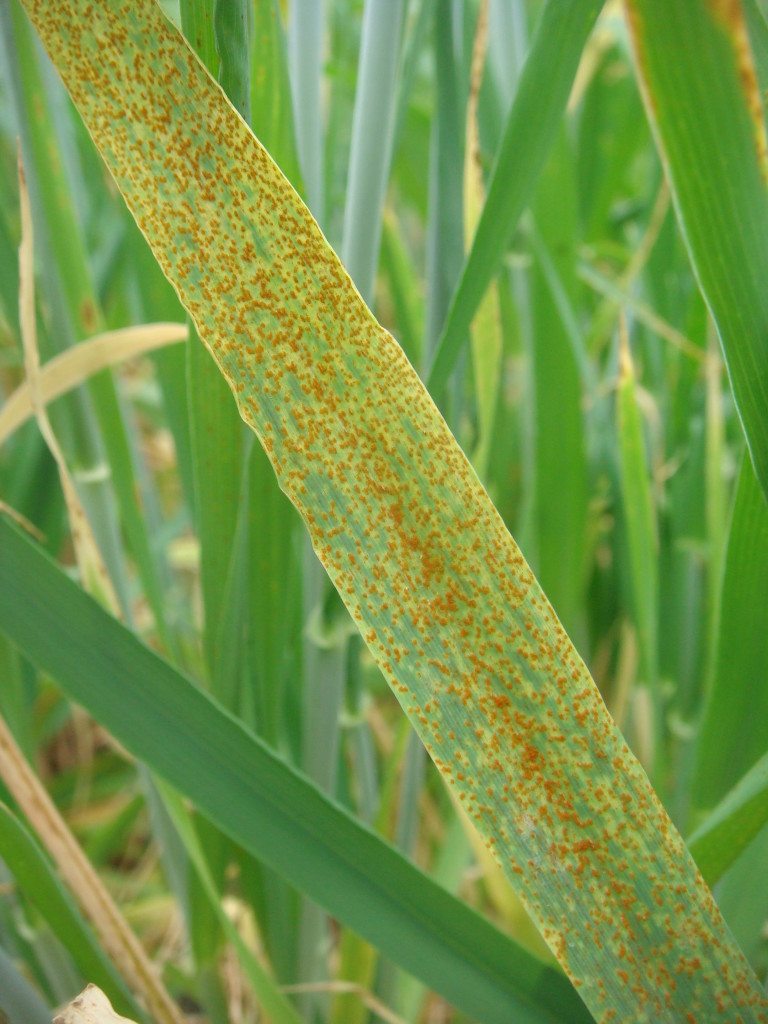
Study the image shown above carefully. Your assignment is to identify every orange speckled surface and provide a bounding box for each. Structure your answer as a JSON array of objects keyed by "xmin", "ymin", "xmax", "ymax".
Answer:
[{"xmin": 20, "ymin": 1, "xmax": 768, "ymax": 1020}]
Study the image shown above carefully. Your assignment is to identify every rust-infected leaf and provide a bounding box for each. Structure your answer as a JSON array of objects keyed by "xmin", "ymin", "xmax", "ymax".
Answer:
[
  {"xmin": 700, "ymin": 0, "xmax": 767, "ymax": 177},
  {"xmin": 712, "ymin": 0, "xmax": 768, "ymax": 179},
  {"xmin": 18, "ymin": 2, "xmax": 768, "ymax": 1020}
]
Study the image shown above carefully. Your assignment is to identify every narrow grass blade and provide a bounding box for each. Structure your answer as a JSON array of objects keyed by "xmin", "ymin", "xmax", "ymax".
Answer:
[
  {"xmin": 464, "ymin": 0, "xmax": 502, "ymax": 479},
  {"xmin": 487, "ymin": 0, "xmax": 527, "ymax": 114},
  {"xmin": 0, "ymin": 802, "xmax": 143, "ymax": 1022},
  {"xmin": 704, "ymin": 333, "xmax": 728, "ymax": 687},
  {"xmin": 427, "ymin": 0, "xmax": 602, "ymax": 395},
  {"xmin": 179, "ymin": 0, "xmax": 247, "ymax": 690},
  {"xmin": 391, "ymin": 0, "xmax": 434, "ymax": 150},
  {"xmin": 626, "ymin": 0, "xmax": 768, "ymax": 504},
  {"xmin": 691, "ymin": 453, "xmax": 768, "ymax": 810},
  {"xmin": 213, "ymin": 0, "xmax": 250, "ymax": 122},
  {"xmin": 330, "ymin": 936, "xmax": 377, "ymax": 1024},
  {"xmin": 155, "ymin": 781, "xmax": 303, "ymax": 1024},
  {"xmin": 395, "ymin": 811, "xmax": 475, "ymax": 1022},
  {"xmin": 177, "ymin": 0, "xmax": 218, "ymax": 76},
  {"xmin": 288, "ymin": 0, "xmax": 325, "ymax": 222},
  {"xmin": 0, "ymin": 944, "xmax": 51, "ymax": 1024},
  {"xmin": 341, "ymin": 0, "xmax": 405, "ymax": 306},
  {"xmin": 526, "ymin": 133, "xmax": 588, "ymax": 637},
  {"xmin": 0, "ymin": 633, "xmax": 33, "ymax": 760},
  {"xmin": 424, "ymin": 7, "xmax": 464, "ymax": 365},
  {"xmin": 380, "ymin": 213, "xmax": 423, "ymax": 367},
  {"xmin": 0, "ymin": 324, "xmax": 185, "ymax": 447},
  {"xmin": 578, "ymin": 259, "xmax": 704, "ymax": 364},
  {"xmin": 239, "ymin": 442, "xmax": 302, "ymax": 981},
  {"xmin": 0, "ymin": 709, "xmax": 184, "ymax": 1024},
  {"xmin": 330, "ymin": 718, "xmax": 411, "ymax": 1024},
  {"xmin": 16, "ymin": 4, "xmax": 768, "ymax": 1018},
  {"xmin": 616, "ymin": 328, "xmax": 659, "ymax": 723},
  {"xmin": 18, "ymin": 148, "xmax": 120, "ymax": 613},
  {"xmin": 250, "ymin": 0, "xmax": 302, "ymax": 190},
  {"xmin": 0, "ymin": 519, "xmax": 588, "ymax": 1024},
  {"xmin": 247, "ymin": 439, "xmax": 302, "ymax": 744},
  {"xmin": 576, "ymin": 32, "xmax": 652, "ymax": 244},
  {"xmin": 688, "ymin": 751, "xmax": 768, "ymax": 886},
  {"xmin": 296, "ymin": 585, "xmax": 351, "ymax": 1014},
  {"xmin": 374, "ymin": 729, "xmax": 427, "ymax": 1008}
]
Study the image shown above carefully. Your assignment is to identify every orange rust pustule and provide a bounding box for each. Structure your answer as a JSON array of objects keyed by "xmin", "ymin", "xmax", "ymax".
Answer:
[
  {"xmin": 704, "ymin": 0, "xmax": 768, "ymax": 181},
  {"xmin": 706, "ymin": 0, "xmax": 747, "ymax": 26},
  {"xmin": 22, "ymin": 2, "xmax": 768, "ymax": 1022},
  {"xmin": 628, "ymin": 0, "xmax": 768, "ymax": 183}
]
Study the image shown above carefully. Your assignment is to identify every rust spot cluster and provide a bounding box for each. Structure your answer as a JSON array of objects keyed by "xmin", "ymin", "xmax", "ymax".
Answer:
[{"xmin": 23, "ymin": 1, "xmax": 768, "ymax": 1021}]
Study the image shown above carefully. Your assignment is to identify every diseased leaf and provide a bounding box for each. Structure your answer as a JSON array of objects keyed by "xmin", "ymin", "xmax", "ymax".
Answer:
[{"xmin": 14, "ymin": 3, "xmax": 768, "ymax": 1021}]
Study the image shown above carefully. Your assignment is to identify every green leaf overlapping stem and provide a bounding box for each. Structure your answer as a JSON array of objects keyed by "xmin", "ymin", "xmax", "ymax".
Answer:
[
  {"xmin": 0, "ymin": 518, "xmax": 585, "ymax": 1024},
  {"xmin": 0, "ymin": 803, "xmax": 144, "ymax": 1023},
  {"xmin": 12, "ymin": 3, "xmax": 768, "ymax": 1021},
  {"xmin": 427, "ymin": 0, "xmax": 601, "ymax": 395},
  {"xmin": 688, "ymin": 751, "xmax": 768, "ymax": 886},
  {"xmin": 627, "ymin": 0, "xmax": 768, "ymax": 506}
]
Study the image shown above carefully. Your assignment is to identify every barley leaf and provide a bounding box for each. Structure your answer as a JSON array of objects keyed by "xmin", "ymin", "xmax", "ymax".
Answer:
[
  {"xmin": 688, "ymin": 750, "xmax": 768, "ymax": 886},
  {"xmin": 0, "ymin": 517, "xmax": 585, "ymax": 1024},
  {"xmin": 627, "ymin": 0, "xmax": 768, "ymax": 506},
  {"xmin": 427, "ymin": 0, "xmax": 601, "ymax": 395}
]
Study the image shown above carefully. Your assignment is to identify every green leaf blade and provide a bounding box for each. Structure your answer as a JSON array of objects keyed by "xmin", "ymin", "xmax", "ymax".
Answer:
[
  {"xmin": 427, "ymin": 0, "xmax": 602, "ymax": 395},
  {"xmin": 0, "ymin": 802, "xmax": 144, "ymax": 1022},
  {"xmin": 0, "ymin": 944, "xmax": 52, "ymax": 1024},
  {"xmin": 689, "ymin": 751, "xmax": 768, "ymax": 886},
  {"xmin": 692, "ymin": 453, "xmax": 768, "ymax": 811},
  {"xmin": 617, "ymin": 339, "xmax": 659, "ymax": 700},
  {"xmin": 179, "ymin": 0, "xmax": 249, "ymax": 695},
  {"xmin": 627, "ymin": 0, "xmax": 768, "ymax": 505},
  {"xmin": 0, "ymin": 518, "xmax": 586, "ymax": 1024}
]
